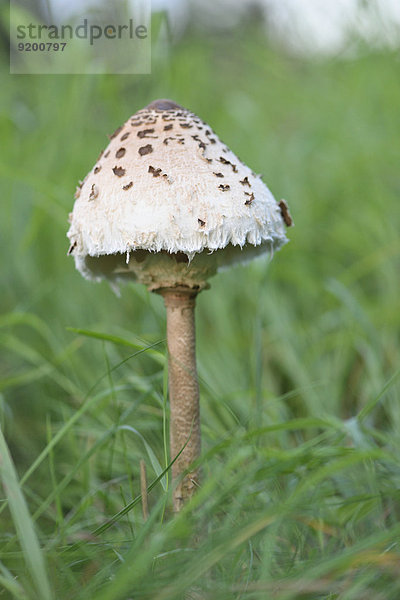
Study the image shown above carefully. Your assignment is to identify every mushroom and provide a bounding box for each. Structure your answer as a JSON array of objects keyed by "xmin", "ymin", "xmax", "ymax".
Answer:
[{"xmin": 67, "ymin": 99, "xmax": 292, "ymax": 512}]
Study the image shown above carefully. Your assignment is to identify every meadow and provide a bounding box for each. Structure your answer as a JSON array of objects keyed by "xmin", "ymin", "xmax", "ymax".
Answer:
[{"xmin": 1, "ymin": 13, "xmax": 400, "ymax": 600}]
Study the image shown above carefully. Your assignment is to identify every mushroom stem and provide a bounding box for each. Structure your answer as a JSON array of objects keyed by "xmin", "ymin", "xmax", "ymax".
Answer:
[{"xmin": 159, "ymin": 288, "xmax": 201, "ymax": 512}]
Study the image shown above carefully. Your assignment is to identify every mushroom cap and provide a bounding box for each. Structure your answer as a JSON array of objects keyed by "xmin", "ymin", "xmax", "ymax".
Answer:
[{"xmin": 67, "ymin": 99, "xmax": 290, "ymax": 288}]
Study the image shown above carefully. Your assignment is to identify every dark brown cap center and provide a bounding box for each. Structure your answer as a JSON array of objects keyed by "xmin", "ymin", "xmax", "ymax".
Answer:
[{"xmin": 145, "ymin": 99, "xmax": 184, "ymax": 111}]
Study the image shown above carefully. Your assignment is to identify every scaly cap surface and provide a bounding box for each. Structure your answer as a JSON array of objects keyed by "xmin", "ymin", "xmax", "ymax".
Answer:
[{"xmin": 67, "ymin": 99, "xmax": 290, "ymax": 286}]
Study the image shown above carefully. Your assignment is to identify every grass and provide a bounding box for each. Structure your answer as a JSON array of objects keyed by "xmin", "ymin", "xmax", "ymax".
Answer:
[{"xmin": 1, "ymin": 10, "xmax": 400, "ymax": 600}]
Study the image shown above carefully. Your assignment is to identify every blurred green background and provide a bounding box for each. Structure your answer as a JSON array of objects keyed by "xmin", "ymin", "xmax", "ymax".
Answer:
[{"xmin": 1, "ymin": 2, "xmax": 400, "ymax": 599}]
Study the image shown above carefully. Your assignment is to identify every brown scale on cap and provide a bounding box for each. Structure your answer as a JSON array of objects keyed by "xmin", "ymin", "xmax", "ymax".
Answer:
[
  {"xmin": 104, "ymin": 150, "xmax": 110, "ymax": 158},
  {"xmin": 218, "ymin": 184, "xmax": 230, "ymax": 192},
  {"xmin": 279, "ymin": 199, "xmax": 293, "ymax": 227},
  {"xmin": 109, "ymin": 125, "xmax": 123, "ymax": 140},
  {"xmin": 137, "ymin": 128, "xmax": 156, "ymax": 139},
  {"xmin": 192, "ymin": 134, "xmax": 212, "ymax": 161},
  {"xmin": 120, "ymin": 131, "xmax": 130, "ymax": 141},
  {"xmin": 138, "ymin": 144, "xmax": 153, "ymax": 156},
  {"xmin": 67, "ymin": 241, "xmax": 77, "ymax": 255},
  {"xmin": 113, "ymin": 166, "xmax": 126, "ymax": 177},
  {"xmin": 94, "ymin": 165, "xmax": 102, "ymax": 174},
  {"xmin": 194, "ymin": 140, "xmax": 212, "ymax": 163},
  {"xmin": 245, "ymin": 192, "xmax": 255, "ymax": 206},
  {"xmin": 123, "ymin": 181, "xmax": 133, "ymax": 190},
  {"xmin": 213, "ymin": 172, "xmax": 224, "ymax": 178},
  {"xmin": 198, "ymin": 218, "xmax": 206, "ymax": 227},
  {"xmin": 148, "ymin": 166, "xmax": 162, "ymax": 177},
  {"xmin": 115, "ymin": 148, "xmax": 126, "ymax": 158},
  {"xmin": 240, "ymin": 176, "xmax": 250, "ymax": 187},
  {"xmin": 219, "ymin": 156, "xmax": 238, "ymax": 172},
  {"xmin": 142, "ymin": 117, "xmax": 157, "ymax": 125},
  {"xmin": 164, "ymin": 124, "xmax": 173, "ymax": 131},
  {"xmin": 89, "ymin": 184, "xmax": 99, "ymax": 201},
  {"xmin": 180, "ymin": 123, "xmax": 192, "ymax": 129},
  {"xmin": 163, "ymin": 137, "xmax": 175, "ymax": 145},
  {"xmin": 131, "ymin": 120, "xmax": 144, "ymax": 127},
  {"xmin": 74, "ymin": 175, "xmax": 88, "ymax": 199},
  {"xmin": 164, "ymin": 136, "xmax": 184, "ymax": 146}
]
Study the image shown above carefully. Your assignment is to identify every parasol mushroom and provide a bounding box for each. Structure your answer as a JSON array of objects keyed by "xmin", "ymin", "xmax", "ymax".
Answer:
[{"xmin": 67, "ymin": 99, "xmax": 292, "ymax": 512}]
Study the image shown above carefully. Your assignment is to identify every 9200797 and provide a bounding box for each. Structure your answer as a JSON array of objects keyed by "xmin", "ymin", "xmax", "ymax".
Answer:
[{"xmin": 17, "ymin": 42, "xmax": 67, "ymax": 52}]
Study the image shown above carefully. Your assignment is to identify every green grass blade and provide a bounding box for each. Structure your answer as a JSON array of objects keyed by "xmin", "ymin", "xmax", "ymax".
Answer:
[
  {"xmin": 0, "ymin": 427, "xmax": 53, "ymax": 600},
  {"xmin": 67, "ymin": 327, "xmax": 165, "ymax": 364},
  {"xmin": 20, "ymin": 341, "xmax": 163, "ymax": 487},
  {"xmin": 66, "ymin": 327, "xmax": 144, "ymax": 349},
  {"xmin": 118, "ymin": 424, "xmax": 167, "ymax": 490},
  {"xmin": 358, "ymin": 368, "xmax": 400, "ymax": 422}
]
